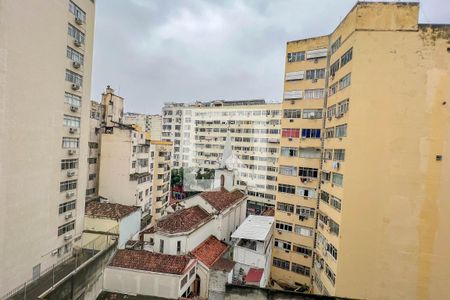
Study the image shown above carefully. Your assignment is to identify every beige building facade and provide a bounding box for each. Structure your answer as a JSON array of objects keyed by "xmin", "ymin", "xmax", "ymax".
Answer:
[
  {"xmin": 123, "ymin": 112, "xmax": 162, "ymax": 140},
  {"xmin": 272, "ymin": 2, "xmax": 450, "ymax": 300},
  {"xmin": 0, "ymin": 0, "xmax": 95, "ymax": 296}
]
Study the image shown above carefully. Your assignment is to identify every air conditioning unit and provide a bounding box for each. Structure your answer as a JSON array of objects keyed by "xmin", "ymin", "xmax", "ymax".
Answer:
[
  {"xmin": 67, "ymin": 170, "xmax": 76, "ymax": 177},
  {"xmin": 51, "ymin": 250, "xmax": 58, "ymax": 256},
  {"xmin": 336, "ymin": 113, "xmax": 343, "ymax": 118},
  {"xmin": 72, "ymin": 61, "xmax": 81, "ymax": 69},
  {"xmin": 299, "ymin": 215, "xmax": 305, "ymax": 221},
  {"xmin": 288, "ymin": 137, "xmax": 293, "ymax": 141},
  {"xmin": 65, "ymin": 212, "xmax": 73, "ymax": 220},
  {"xmin": 74, "ymin": 39, "xmax": 82, "ymax": 47},
  {"xmin": 312, "ymin": 78, "xmax": 318, "ymax": 83},
  {"xmin": 69, "ymin": 127, "xmax": 78, "ymax": 134},
  {"xmin": 64, "ymin": 234, "xmax": 72, "ymax": 241},
  {"xmin": 66, "ymin": 191, "xmax": 75, "ymax": 198},
  {"xmin": 68, "ymin": 149, "xmax": 76, "ymax": 155},
  {"xmin": 71, "ymin": 83, "xmax": 80, "ymax": 91},
  {"xmin": 290, "ymin": 100, "xmax": 295, "ymax": 105},
  {"xmin": 70, "ymin": 105, "xmax": 79, "ymax": 112},
  {"xmin": 75, "ymin": 17, "xmax": 83, "ymax": 25},
  {"xmin": 314, "ymin": 58, "xmax": 319, "ymax": 63}
]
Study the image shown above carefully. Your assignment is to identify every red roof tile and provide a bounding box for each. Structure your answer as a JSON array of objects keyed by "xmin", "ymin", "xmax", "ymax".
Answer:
[
  {"xmin": 156, "ymin": 205, "xmax": 211, "ymax": 234},
  {"xmin": 85, "ymin": 201, "xmax": 140, "ymax": 220},
  {"xmin": 141, "ymin": 226, "xmax": 155, "ymax": 234},
  {"xmin": 246, "ymin": 268, "xmax": 264, "ymax": 283},
  {"xmin": 109, "ymin": 249, "xmax": 194, "ymax": 275},
  {"xmin": 200, "ymin": 189, "xmax": 246, "ymax": 212},
  {"xmin": 211, "ymin": 258, "xmax": 235, "ymax": 272},
  {"xmin": 191, "ymin": 236, "xmax": 229, "ymax": 268}
]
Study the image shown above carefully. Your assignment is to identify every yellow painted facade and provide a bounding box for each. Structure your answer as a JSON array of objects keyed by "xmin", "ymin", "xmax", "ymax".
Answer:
[{"xmin": 272, "ymin": 2, "xmax": 450, "ymax": 300}]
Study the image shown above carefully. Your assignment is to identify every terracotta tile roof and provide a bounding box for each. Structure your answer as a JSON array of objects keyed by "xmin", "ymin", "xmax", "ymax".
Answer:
[
  {"xmin": 200, "ymin": 188, "xmax": 246, "ymax": 212},
  {"xmin": 141, "ymin": 226, "xmax": 155, "ymax": 234},
  {"xmin": 85, "ymin": 201, "xmax": 140, "ymax": 220},
  {"xmin": 261, "ymin": 207, "xmax": 275, "ymax": 216},
  {"xmin": 156, "ymin": 205, "xmax": 211, "ymax": 234},
  {"xmin": 211, "ymin": 258, "xmax": 235, "ymax": 272},
  {"xmin": 246, "ymin": 267, "xmax": 264, "ymax": 283},
  {"xmin": 109, "ymin": 249, "xmax": 194, "ymax": 275},
  {"xmin": 191, "ymin": 235, "xmax": 229, "ymax": 268}
]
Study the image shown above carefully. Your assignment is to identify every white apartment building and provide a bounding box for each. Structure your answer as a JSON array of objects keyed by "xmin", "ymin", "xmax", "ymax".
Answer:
[
  {"xmin": 0, "ymin": 0, "xmax": 95, "ymax": 296},
  {"xmin": 162, "ymin": 100, "xmax": 281, "ymax": 214},
  {"xmin": 123, "ymin": 112, "xmax": 162, "ymax": 140},
  {"xmin": 86, "ymin": 100, "xmax": 102, "ymax": 201}
]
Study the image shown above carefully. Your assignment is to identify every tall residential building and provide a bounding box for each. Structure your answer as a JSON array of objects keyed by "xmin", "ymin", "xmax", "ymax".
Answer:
[
  {"xmin": 0, "ymin": 0, "xmax": 95, "ymax": 296},
  {"xmin": 272, "ymin": 2, "xmax": 450, "ymax": 300},
  {"xmin": 86, "ymin": 100, "xmax": 102, "ymax": 201},
  {"xmin": 162, "ymin": 100, "xmax": 281, "ymax": 213},
  {"xmin": 123, "ymin": 112, "xmax": 163, "ymax": 140}
]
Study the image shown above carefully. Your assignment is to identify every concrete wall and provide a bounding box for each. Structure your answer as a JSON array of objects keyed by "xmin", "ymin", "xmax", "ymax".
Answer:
[
  {"xmin": 118, "ymin": 210, "xmax": 141, "ymax": 248},
  {"xmin": 103, "ymin": 265, "xmax": 195, "ymax": 299}
]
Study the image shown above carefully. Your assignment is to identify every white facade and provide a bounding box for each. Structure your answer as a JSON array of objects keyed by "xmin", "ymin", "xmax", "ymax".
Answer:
[{"xmin": 0, "ymin": 0, "xmax": 95, "ymax": 295}]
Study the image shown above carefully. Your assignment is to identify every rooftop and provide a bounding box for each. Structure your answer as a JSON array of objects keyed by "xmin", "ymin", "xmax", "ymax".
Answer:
[
  {"xmin": 231, "ymin": 215, "xmax": 274, "ymax": 241},
  {"xmin": 245, "ymin": 268, "xmax": 264, "ymax": 283},
  {"xmin": 200, "ymin": 188, "xmax": 246, "ymax": 212},
  {"xmin": 109, "ymin": 249, "xmax": 194, "ymax": 275},
  {"xmin": 85, "ymin": 201, "xmax": 140, "ymax": 220},
  {"xmin": 191, "ymin": 236, "xmax": 229, "ymax": 268},
  {"xmin": 211, "ymin": 257, "xmax": 236, "ymax": 272},
  {"xmin": 261, "ymin": 207, "xmax": 275, "ymax": 216},
  {"xmin": 156, "ymin": 205, "xmax": 212, "ymax": 234}
]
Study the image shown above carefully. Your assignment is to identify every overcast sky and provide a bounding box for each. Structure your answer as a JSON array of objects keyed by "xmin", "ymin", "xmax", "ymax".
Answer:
[{"xmin": 91, "ymin": 0, "xmax": 449, "ymax": 114}]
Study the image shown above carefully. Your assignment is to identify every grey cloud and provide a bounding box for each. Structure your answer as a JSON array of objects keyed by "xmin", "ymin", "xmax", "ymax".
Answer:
[{"xmin": 91, "ymin": 0, "xmax": 449, "ymax": 114}]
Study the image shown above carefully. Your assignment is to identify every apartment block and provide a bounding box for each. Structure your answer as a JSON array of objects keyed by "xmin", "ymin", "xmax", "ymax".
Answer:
[
  {"xmin": 123, "ymin": 112, "xmax": 163, "ymax": 140},
  {"xmin": 86, "ymin": 100, "xmax": 102, "ymax": 201},
  {"xmin": 272, "ymin": 2, "xmax": 450, "ymax": 300},
  {"xmin": 0, "ymin": 0, "xmax": 95, "ymax": 296},
  {"xmin": 162, "ymin": 100, "xmax": 281, "ymax": 213}
]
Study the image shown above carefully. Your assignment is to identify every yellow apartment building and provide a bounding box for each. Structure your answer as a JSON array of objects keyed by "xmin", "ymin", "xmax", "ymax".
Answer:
[{"xmin": 272, "ymin": 2, "xmax": 450, "ymax": 300}]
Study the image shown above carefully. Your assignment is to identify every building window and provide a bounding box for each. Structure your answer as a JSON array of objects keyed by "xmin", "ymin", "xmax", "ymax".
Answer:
[
  {"xmin": 321, "ymin": 171, "xmax": 331, "ymax": 181},
  {"xmin": 298, "ymin": 167, "xmax": 318, "ymax": 178},
  {"xmin": 287, "ymin": 51, "xmax": 305, "ymax": 62},
  {"xmin": 279, "ymin": 166, "xmax": 297, "ymax": 176},
  {"xmin": 275, "ymin": 221, "xmax": 293, "ymax": 232},
  {"xmin": 159, "ymin": 240, "xmax": 164, "ymax": 253},
  {"xmin": 293, "ymin": 244, "xmax": 312, "ymax": 257},
  {"xmin": 331, "ymin": 36, "xmax": 341, "ymax": 54},
  {"xmin": 59, "ymin": 200, "xmax": 76, "ymax": 214},
  {"xmin": 277, "ymin": 202, "xmax": 294, "ymax": 213},
  {"xmin": 302, "ymin": 109, "xmax": 322, "ymax": 119},
  {"xmin": 327, "ymin": 242, "xmax": 338, "ymax": 260},
  {"xmin": 329, "ymin": 219, "xmax": 340, "ymax": 236},
  {"xmin": 280, "ymin": 147, "xmax": 298, "ymax": 157},
  {"xmin": 330, "ymin": 59, "xmax": 340, "ymax": 77},
  {"xmin": 65, "ymin": 69, "xmax": 83, "ymax": 86},
  {"xmin": 296, "ymin": 206, "xmax": 315, "ymax": 218},
  {"xmin": 88, "ymin": 173, "xmax": 96, "ymax": 180},
  {"xmin": 304, "ymin": 89, "xmax": 324, "ymax": 99},
  {"xmin": 327, "ymin": 105, "xmax": 336, "ymax": 119},
  {"xmin": 189, "ymin": 267, "xmax": 196, "ymax": 279},
  {"xmin": 323, "ymin": 149, "xmax": 333, "ymax": 161},
  {"xmin": 332, "ymin": 173, "xmax": 344, "ymax": 186},
  {"xmin": 88, "ymin": 158, "xmax": 97, "ymax": 164},
  {"xmin": 61, "ymin": 159, "xmax": 78, "ymax": 170},
  {"xmin": 335, "ymin": 124, "xmax": 347, "ymax": 138},
  {"xmin": 334, "ymin": 149, "xmax": 345, "ymax": 161},
  {"xmin": 301, "ymin": 128, "xmax": 321, "ymax": 139},
  {"xmin": 62, "ymin": 137, "xmax": 79, "ymax": 149},
  {"xmin": 60, "ymin": 180, "xmax": 77, "ymax": 192},
  {"xmin": 328, "ymin": 83, "xmax": 338, "ymax": 96},
  {"xmin": 305, "ymin": 68, "xmax": 325, "ymax": 80},
  {"xmin": 68, "ymin": 23, "xmax": 85, "ymax": 44},
  {"xmin": 88, "ymin": 142, "xmax": 98, "ymax": 149},
  {"xmin": 325, "ymin": 264, "xmax": 336, "ymax": 286},
  {"xmin": 339, "ymin": 73, "xmax": 351, "ymax": 90},
  {"xmin": 274, "ymin": 239, "xmax": 292, "ymax": 251},
  {"xmin": 180, "ymin": 275, "xmax": 188, "ymax": 289},
  {"xmin": 337, "ymin": 99, "xmax": 349, "ymax": 116},
  {"xmin": 69, "ymin": 1, "xmax": 86, "ymax": 22},
  {"xmin": 296, "ymin": 187, "xmax": 316, "ymax": 198},
  {"xmin": 273, "ymin": 257, "xmax": 290, "ymax": 270},
  {"xmin": 294, "ymin": 225, "xmax": 313, "ymax": 237},
  {"xmin": 278, "ymin": 184, "xmax": 296, "ymax": 194},
  {"xmin": 67, "ymin": 47, "xmax": 84, "ymax": 65},
  {"xmin": 283, "ymin": 109, "xmax": 301, "ymax": 119},
  {"xmin": 177, "ymin": 241, "xmax": 181, "ymax": 253},
  {"xmin": 340, "ymin": 48, "xmax": 353, "ymax": 67},
  {"xmin": 65, "ymin": 92, "xmax": 81, "ymax": 107},
  {"xmin": 63, "ymin": 115, "xmax": 80, "ymax": 128},
  {"xmin": 58, "ymin": 221, "xmax": 75, "ymax": 236},
  {"xmin": 331, "ymin": 196, "xmax": 342, "ymax": 211},
  {"xmin": 291, "ymin": 263, "xmax": 310, "ymax": 277},
  {"xmin": 86, "ymin": 188, "xmax": 96, "ymax": 195},
  {"xmin": 282, "ymin": 128, "xmax": 300, "ymax": 138}
]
